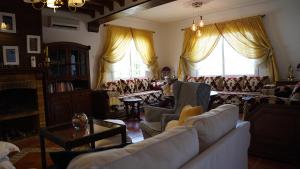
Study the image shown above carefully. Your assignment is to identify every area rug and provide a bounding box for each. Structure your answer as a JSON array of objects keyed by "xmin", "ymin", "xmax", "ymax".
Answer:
[{"xmin": 10, "ymin": 136, "xmax": 63, "ymax": 169}]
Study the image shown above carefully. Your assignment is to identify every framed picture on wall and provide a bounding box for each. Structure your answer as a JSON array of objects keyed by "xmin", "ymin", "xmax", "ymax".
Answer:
[
  {"xmin": 26, "ymin": 35, "xmax": 41, "ymax": 54},
  {"xmin": 2, "ymin": 46, "xmax": 19, "ymax": 65},
  {"xmin": 0, "ymin": 12, "xmax": 16, "ymax": 33}
]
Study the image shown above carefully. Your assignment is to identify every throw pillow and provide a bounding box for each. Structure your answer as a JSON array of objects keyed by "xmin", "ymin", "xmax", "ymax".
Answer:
[
  {"xmin": 0, "ymin": 142, "xmax": 20, "ymax": 159},
  {"xmin": 162, "ymin": 83, "xmax": 173, "ymax": 96},
  {"xmin": 290, "ymin": 82, "xmax": 300, "ymax": 101},
  {"xmin": 165, "ymin": 120, "xmax": 180, "ymax": 131},
  {"xmin": 178, "ymin": 105, "xmax": 204, "ymax": 125},
  {"xmin": 0, "ymin": 160, "xmax": 15, "ymax": 169},
  {"xmin": 274, "ymin": 85, "xmax": 294, "ymax": 98}
]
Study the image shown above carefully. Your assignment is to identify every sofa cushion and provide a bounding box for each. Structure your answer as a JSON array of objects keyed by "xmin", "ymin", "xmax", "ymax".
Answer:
[
  {"xmin": 68, "ymin": 127, "xmax": 199, "ymax": 169},
  {"xmin": 0, "ymin": 141, "xmax": 20, "ymax": 159},
  {"xmin": 185, "ymin": 104, "xmax": 239, "ymax": 152},
  {"xmin": 186, "ymin": 75, "xmax": 205, "ymax": 83},
  {"xmin": 223, "ymin": 76, "xmax": 244, "ymax": 92},
  {"xmin": 135, "ymin": 78, "xmax": 150, "ymax": 92},
  {"xmin": 102, "ymin": 81, "xmax": 123, "ymax": 95},
  {"xmin": 204, "ymin": 76, "xmax": 224, "ymax": 91},
  {"xmin": 243, "ymin": 76, "xmax": 269, "ymax": 92}
]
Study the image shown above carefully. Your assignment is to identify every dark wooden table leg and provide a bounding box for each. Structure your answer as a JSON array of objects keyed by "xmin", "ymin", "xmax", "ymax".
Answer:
[
  {"xmin": 130, "ymin": 103, "xmax": 135, "ymax": 119},
  {"xmin": 137, "ymin": 102, "xmax": 141, "ymax": 121},
  {"xmin": 121, "ymin": 126, "xmax": 126, "ymax": 145},
  {"xmin": 125, "ymin": 102, "xmax": 129, "ymax": 119},
  {"xmin": 39, "ymin": 134, "xmax": 47, "ymax": 169},
  {"xmin": 89, "ymin": 119, "xmax": 96, "ymax": 149}
]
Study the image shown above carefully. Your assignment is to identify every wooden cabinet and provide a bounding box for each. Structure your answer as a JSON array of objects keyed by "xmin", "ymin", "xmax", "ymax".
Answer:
[
  {"xmin": 44, "ymin": 42, "xmax": 91, "ymax": 126},
  {"xmin": 245, "ymin": 104, "xmax": 300, "ymax": 164},
  {"xmin": 48, "ymin": 94, "xmax": 73, "ymax": 126}
]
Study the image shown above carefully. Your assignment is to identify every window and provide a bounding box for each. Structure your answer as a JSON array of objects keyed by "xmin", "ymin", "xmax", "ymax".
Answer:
[
  {"xmin": 195, "ymin": 37, "xmax": 256, "ymax": 76},
  {"xmin": 111, "ymin": 40, "xmax": 148, "ymax": 80}
]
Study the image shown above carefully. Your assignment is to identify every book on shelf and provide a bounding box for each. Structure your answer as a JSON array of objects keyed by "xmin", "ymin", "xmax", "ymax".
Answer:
[{"xmin": 48, "ymin": 82, "xmax": 74, "ymax": 93}]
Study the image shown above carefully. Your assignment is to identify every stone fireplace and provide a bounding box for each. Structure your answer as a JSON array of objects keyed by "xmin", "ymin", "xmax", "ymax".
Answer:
[{"xmin": 0, "ymin": 74, "xmax": 45, "ymax": 140}]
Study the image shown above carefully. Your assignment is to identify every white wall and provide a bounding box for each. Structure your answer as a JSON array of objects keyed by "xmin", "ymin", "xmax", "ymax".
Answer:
[
  {"xmin": 161, "ymin": 0, "xmax": 300, "ymax": 80},
  {"xmin": 42, "ymin": 9, "xmax": 165, "ymax": 88}
]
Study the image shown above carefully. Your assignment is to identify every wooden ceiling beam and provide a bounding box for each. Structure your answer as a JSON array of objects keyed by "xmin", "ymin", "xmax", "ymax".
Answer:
[
  {"xmin": 105, "ymin": 0, "xmax": 125, "ymax": 7},
  {"xmin": 58, "ymin": 5, "xmax": 96, "ymax": 18},
  {"xmin": 88, "ymin": 0, "xmax": 176, "ymax": 32},
  {"xmin": 89, "ymin": 0, "xmax": 114, "ymax": 11},
  {"xmin": 84, "ymin": 3, "xmax": 105, "ymax": 15}
]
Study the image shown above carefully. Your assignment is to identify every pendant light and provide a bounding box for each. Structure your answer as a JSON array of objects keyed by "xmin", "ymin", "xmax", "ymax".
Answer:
[
  {"xmin": 199, "ymin": 16, "xmax": 204, "ymax": 27},
  {"xmin": 191, "ymin": 19, "xmax": 197, "ymax": 31},
  {"xmin": 190, "ymin": 1, "xmax": 205, "ymax": 37}
]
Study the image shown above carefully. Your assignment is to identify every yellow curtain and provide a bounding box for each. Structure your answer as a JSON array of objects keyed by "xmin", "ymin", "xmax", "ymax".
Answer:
[
  {"xmin": 216, "ymin": 16, "xmax": 279, "ymax": 81},
  {"xmin": 131, "ymin": 29, "xmax": 159, "ymax": 79},
  {"xmin": 178, "ymin": 24, "xmax": 221, "ymax": 80},
  {"xmin": 96, "ymin": 26, "xmax": 132, "ymax": 88}
]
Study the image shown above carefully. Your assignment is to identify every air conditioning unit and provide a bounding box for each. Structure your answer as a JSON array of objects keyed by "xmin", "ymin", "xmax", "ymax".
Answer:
[{"xmin": 48, "ymin": 16, "xmax": 80, "ymax": 30}]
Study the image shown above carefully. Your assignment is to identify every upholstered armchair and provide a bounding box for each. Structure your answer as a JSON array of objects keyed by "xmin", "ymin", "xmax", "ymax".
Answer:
[{"xmin": 140, "ymin": 81, "xmax": 211, "ymax": 138}]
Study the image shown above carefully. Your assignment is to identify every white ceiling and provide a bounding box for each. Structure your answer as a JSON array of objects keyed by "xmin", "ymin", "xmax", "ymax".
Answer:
[{"xmin": 133, "ymin": 0, "xmax": 271, "ymax": 23}]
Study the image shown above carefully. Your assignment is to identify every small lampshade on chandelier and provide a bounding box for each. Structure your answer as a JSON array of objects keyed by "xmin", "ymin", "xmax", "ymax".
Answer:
[
  {"xmin": 47, "ymin": 0, "xmax": 63, "ymax": 12},
  {"xmin": 23, "ymin": 0, "xmax": 86, "ymax": 13},
  {"xmin": 0, "ymin": 22, "xmax": 7, "ymax": 30},
  {"xmin": 68, "ymin": 0, "xmax": 86, "ymax": 12},
  {"xmin": 190, "ymin": 1, "xmax": 205, "ymax": 37},
  {"xmin": 68, "ymin": 0, "xmax": 86, "ymax": 7}
]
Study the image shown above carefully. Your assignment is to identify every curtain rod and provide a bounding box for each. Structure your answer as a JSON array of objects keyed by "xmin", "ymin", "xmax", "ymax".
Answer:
[
  {"xmin": 103, "ymin": 24, "xmax": 156, "ymax": 34},
  {"xmin": 181, "ymin": 14, "xmax": 266, "ymax": 31}
]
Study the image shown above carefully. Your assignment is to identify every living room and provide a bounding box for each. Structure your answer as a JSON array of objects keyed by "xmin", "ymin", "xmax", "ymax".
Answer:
[{"xmin": 0, "ymin": 0, "xmax": 299, "ymax": 169}]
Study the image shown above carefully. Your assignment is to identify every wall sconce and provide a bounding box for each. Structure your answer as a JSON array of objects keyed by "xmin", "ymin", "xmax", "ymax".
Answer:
[{"xmin": 0, "ymin": 22, "xmax": 7, "ymax": 30}]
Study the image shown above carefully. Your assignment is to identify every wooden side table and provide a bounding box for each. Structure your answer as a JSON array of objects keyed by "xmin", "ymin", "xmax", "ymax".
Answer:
[{"xmin": 122, "ymin": 97, "xmax": 143, "ymax": 121}]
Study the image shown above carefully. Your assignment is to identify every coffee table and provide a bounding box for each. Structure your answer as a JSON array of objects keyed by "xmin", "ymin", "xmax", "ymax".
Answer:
[{"xmin": 39, "ymin": 119, "xmax": 126, "ymax": 169}]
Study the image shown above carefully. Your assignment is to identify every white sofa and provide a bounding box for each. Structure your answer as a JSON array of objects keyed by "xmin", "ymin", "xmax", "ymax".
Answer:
[{"xmin": 68, "ymin": 104, "xmax": 250, "ymax": 169}]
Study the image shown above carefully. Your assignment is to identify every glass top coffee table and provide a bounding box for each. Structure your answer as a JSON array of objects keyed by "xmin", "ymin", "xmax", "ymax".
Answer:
[{"xmin": 39, "ymin": 119, "xmax": 126, "ymax": 169}]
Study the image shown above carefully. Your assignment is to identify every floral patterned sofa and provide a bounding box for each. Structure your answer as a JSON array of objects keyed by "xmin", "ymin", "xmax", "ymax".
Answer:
[
  {"xmin": 100, "ymin": 78, "xmax": 163, "ymax": 112},
  {"xmin": 186, "ymin": 75, "xmax": 271, "ymax": 113}
]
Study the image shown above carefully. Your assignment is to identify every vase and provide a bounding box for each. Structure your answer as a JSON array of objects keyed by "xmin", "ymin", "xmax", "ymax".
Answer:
[{"xmin": 72, "ymin": 112, "xmax": 88, "ymax": 130}]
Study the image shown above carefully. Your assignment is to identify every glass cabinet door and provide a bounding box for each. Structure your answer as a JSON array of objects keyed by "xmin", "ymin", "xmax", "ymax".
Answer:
[
  {"xmin": 80, "ymin": 50, "xmax": 87, "ymax": 77},
  {"xmin": 48, "ymin": 48, "xmax": 68, "ymax": 78},
  {"xmin": 70, "ymin": 49, "xmax": 80, "ymax": 77}
]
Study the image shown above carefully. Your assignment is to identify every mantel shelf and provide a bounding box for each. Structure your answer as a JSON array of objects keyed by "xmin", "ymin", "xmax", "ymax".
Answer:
[
  {"xmin": 0, "ymin": 111, "xmax": 39, "ymax": 122},
  {"xmin": 0, "ymin": 67, "xmax": 45, "ymax": 75}
]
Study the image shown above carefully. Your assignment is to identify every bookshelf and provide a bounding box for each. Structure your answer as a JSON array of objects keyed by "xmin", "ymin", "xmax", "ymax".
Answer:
[{"xmin": 44, "ymin": 42, "xmax": 92, "ymax": 126}]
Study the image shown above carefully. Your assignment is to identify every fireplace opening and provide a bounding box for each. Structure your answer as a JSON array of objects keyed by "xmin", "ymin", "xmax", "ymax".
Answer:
[
  {"xmin": 0, "ymin": 88, "xmax": 39, "ymax": 141},
  {"xmin": 0, "ymin": 88, "xmax": 38, "ymax": 114}
]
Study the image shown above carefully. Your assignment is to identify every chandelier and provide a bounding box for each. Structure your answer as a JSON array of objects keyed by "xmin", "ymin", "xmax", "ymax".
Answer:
[
  {"xmin": 23, "ymin": 0, "xmax": 86, "ymax": 13},
  {"xmin": 191, "ymin": 1, "xmax": 204, "ymax": 37}
]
